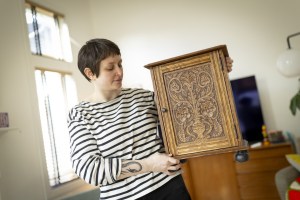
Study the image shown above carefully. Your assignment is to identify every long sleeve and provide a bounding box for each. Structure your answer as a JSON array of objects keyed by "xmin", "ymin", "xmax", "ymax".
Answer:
[
  {"xmin": 66, "ymin": 88, "xmax": 176, "ymax": 200},
  {"xmin": 67, "ymin": 108, "xmax": 122, "ymax": 186}
]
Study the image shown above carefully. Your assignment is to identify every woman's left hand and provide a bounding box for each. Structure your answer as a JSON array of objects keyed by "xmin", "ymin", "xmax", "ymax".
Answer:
[{"xmin": 226, "ymin": 57, "xmax": 234, "ymax": 72}]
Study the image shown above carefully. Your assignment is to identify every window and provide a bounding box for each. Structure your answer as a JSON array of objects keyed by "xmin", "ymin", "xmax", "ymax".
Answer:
[
  {"xmin": 25, "ymin": 1, "xmax": 78, "ymax": 188},
  {"xmin": 35, "ymin": 69, "xmax": 78, "ymax": 187},
  {"xmin": 25, "ymin": 1, "xmax": 72, "ymax": 62}
]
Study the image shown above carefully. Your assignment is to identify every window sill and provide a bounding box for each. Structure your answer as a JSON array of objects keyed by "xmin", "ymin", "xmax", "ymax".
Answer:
[{"xmin": 54, "ymin": 184, "xmax": 98, "ymax": 200}]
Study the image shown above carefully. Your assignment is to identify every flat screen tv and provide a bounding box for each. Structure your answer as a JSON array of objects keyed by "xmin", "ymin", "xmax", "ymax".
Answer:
[{"xmin": 230, "ymin": 75, "xmax": 265, "ymax": 144}]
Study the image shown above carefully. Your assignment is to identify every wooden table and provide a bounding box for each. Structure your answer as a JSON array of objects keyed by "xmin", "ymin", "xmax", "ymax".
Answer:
[{"xmin": 181, "ymin": 143, "xmax": 293, "ymax": 200}]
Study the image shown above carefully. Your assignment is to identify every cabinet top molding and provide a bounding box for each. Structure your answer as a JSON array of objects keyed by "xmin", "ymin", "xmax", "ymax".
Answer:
[{"xmin": 144, "ymin": 45, "xmax": 228, "ymax": 69}]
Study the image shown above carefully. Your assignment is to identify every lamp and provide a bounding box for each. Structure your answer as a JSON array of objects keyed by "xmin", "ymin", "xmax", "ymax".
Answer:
[
  {"xmin": 277, "ymin": 32, "xmax": 300, "ymax": 77},
  {"xmin": 276, "ymin": 32, "xmax": 300, "ymax": 115}
]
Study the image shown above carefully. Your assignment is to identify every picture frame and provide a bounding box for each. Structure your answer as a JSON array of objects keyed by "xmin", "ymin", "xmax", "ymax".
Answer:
[{"xmin": 0, "ymin": 112, "xmax": 9, "ymax": 128}]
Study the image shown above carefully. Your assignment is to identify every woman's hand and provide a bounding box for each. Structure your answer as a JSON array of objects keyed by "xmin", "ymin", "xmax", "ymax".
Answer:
[
  {"xmin": 226, "ymin": 57, "xmax": 234, "ymax": 72},
  {"xmin": 117, "ymin": 152, "xmax": 182, "ymax": 180},
  {"xmin": 145, "ymin": 152, "xmax": 182, "ymax": 175}
]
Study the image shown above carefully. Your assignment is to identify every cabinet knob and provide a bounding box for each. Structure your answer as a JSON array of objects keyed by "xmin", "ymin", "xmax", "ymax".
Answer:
[{"xmin": 161, "ymin": 108, "xmax": 168, "ymax": 112}]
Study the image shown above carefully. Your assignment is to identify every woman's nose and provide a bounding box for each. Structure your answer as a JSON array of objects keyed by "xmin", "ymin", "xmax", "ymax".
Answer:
[{"xmin": 115, "ymin": 66, "xmax": 123, "ymax": 76}]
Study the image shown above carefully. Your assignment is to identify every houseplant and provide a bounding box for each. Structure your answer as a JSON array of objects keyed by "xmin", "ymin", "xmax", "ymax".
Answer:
[{"xmin": 290, "ymin": 78, "xmax": 300, "ymax": 115}]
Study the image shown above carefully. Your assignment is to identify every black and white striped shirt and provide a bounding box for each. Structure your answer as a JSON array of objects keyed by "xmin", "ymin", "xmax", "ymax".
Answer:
[{"xmin": 67, "ymin": 88, "xmax": 179, "ymax": 200}]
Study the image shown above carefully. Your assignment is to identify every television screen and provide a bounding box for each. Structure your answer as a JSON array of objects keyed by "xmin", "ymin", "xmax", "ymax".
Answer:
[{"xmin": 230, "ymin": 75, "xmax": 265, "ymax": 143}]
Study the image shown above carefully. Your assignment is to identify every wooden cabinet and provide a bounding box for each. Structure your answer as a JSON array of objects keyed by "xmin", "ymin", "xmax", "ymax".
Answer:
[
  {"xmin": 181, "ymin": 143, "xmax": 293, "ymax": 200},
  {"xmin": 145, "ymin": 45, "xmax": 246, "ymax": 159},
  {"xmin": 235, "ymin": 143, "xmax": 293, "ymax": 200},
  {"xmin": 144, "ymin": 46, "xmax": 292, "ymax": 199},
  {"xmin": 182, "ymin": 152, "xmax": 240, "ymax": 200}
]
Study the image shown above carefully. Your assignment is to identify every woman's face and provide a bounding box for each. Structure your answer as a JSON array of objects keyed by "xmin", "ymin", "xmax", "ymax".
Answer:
[{"xmin": 94, "ymin": 54, "xmax": 123, "ymax": 91}]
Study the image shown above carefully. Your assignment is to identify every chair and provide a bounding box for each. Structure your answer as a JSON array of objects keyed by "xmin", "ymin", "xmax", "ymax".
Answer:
[{"xmin": 275, "ymin": 134, "xmax": 300, "ymax": 200}]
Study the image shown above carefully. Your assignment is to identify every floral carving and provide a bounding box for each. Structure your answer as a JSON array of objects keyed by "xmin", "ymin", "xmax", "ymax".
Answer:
[{"xmin": 164, "ymin": 63, "xmax": 225, "ymax": 145}]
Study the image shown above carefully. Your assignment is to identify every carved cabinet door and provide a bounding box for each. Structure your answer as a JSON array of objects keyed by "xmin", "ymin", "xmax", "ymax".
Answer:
[{"xmin": 145, "ymin": 45, "xmax": 245, "ymax": 159}]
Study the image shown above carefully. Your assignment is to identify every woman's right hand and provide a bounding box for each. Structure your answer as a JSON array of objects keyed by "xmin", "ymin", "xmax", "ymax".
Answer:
[{"xmin": 145, "ymin": 152, "xmax": 182, "ymax": 175}]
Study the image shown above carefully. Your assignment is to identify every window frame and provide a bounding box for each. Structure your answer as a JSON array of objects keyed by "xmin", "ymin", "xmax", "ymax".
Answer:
[
  {"xmin": 22, "ymin": 1, "xmax": 94, "ymax": 199},
  {"xmin": 32, "ymin": 66, "xmax": 89, "ymax": 199},
  {"xmin": 25, "ymin": 0, "xmax": 72, "ymax": 62},
  {"xmin": 34, "ymin": 67, "xmax": 79, "ymax": 187}
]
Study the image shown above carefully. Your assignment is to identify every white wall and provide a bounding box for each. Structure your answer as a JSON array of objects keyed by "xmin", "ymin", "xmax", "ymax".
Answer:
[
  {"xmin": 0, "ymin": 0, "xmax": 299, "ymax": 200},
  {"xmin": 89, "ymin": 0, "xmax": 300, "ymax": 136},
  {"xmin": 0, "ymin": 0, "xmax": 94, "ymax": 200}
]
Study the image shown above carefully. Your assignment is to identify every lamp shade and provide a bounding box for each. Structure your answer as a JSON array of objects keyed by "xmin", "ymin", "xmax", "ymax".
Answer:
[{"xmin": 277, "ymin": 49, "xmax": 300, "ymax": 77}]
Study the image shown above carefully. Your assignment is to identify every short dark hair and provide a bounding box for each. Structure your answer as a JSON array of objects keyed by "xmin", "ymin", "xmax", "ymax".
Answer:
[{"xmin": 77, "ymin": 38, "xmax": 121, "ymax": 81}]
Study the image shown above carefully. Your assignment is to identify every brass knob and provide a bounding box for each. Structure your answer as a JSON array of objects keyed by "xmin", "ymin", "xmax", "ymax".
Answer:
[{"xmin": 161, "ymin": 108, "xmax": 168, "ymax": 112}]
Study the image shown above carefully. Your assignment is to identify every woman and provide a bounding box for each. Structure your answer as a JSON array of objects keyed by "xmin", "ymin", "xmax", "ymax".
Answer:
[{"xmin": 68, "ymin": 38, "xmax": 233, "ymax": 200}]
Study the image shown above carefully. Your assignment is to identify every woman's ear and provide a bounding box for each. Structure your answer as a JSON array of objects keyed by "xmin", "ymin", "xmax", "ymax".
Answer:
[{"xmin": 84, "ymin": 68, "xmax": 94, "ymax": 80}]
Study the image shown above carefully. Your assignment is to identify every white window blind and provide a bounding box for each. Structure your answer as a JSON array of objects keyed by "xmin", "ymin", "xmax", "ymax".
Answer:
[{"xmin": 35, "ymin": 69, "xmax": 78, "ymax": 187}]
